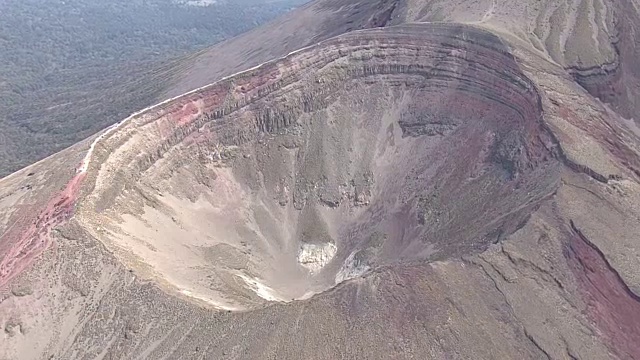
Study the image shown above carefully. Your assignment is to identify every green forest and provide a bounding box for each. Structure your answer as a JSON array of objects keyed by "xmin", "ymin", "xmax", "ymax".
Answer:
[{"xmin": 0, "ymin": 0, "xmax": 305, "ymax": 176}]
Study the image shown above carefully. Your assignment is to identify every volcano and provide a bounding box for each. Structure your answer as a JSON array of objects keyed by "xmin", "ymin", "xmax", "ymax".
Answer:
[{"xmin": 2, "ymin": 0, "xmax": 640, "ymax": 359}]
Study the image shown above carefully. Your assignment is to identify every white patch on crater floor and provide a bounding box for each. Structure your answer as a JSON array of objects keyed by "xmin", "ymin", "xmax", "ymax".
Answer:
[
  {"xmin": 297, "ymin": 242, "xmax": 337, "ymax": 273},
  {"xmin": 237, "ymin": 273, "xmax": 287, "ymax": 302},
  {"xmin": 335, "ymin": 251, "xmax": 370, "ymax": 284}
]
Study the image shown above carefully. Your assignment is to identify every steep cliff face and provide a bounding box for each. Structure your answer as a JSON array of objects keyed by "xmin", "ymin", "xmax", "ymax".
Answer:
[{"xmin": 2, "ymin": 0, "xmax": 640, "ymax": 359}]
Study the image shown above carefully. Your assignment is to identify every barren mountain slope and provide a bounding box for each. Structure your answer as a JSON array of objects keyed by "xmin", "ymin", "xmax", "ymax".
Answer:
[{"xmin": 2, "ymin": 0, "xmax": 640, "ymax": 359}]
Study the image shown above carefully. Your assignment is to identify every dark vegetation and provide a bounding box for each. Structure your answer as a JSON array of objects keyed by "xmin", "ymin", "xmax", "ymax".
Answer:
[{"xmin": 0, "ymin": 0, "xmax": 306, "ymax": 176}]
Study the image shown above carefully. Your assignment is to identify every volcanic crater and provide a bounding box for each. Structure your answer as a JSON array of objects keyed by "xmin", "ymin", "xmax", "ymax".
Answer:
[
  {"xmin": 74, "ymin": 24, "xmax": 559, "ymax": 310},
  {"xmin": 3, "ymin": 0, "xmax": 640, "ymax": 358}
]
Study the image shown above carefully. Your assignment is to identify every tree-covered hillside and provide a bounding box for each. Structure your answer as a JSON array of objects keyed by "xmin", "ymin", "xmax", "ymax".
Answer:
[{"xmin": 0, "ymin": 0, "xmax": 306, "ymax": 176}]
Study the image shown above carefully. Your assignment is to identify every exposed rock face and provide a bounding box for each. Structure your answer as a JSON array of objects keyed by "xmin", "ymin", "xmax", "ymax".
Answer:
[{"xmin": 2, "ymin": 0, "xmax": 640, "ymax": 359}]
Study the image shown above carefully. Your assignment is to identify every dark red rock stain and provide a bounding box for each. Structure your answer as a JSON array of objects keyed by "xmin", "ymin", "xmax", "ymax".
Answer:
[
  {"xmin": 564, "ymin": 220, "xmax": 640, "ymax": 359},
  {"xmin": 171, "ymin": 101, "xmax": 201, "ymax": 126},
  {"xmin": 0, "ymin": 172, "xmax": 86, "ymax": 288},
  {"xmin": 232, "ymin": 66, "xmax": 281, "ymax": 95}
]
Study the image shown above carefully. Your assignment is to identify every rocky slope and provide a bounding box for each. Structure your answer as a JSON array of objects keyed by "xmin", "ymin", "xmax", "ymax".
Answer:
[{"xmin": 1, "ymin": 0, "xmax": 640, "ymax": 359}]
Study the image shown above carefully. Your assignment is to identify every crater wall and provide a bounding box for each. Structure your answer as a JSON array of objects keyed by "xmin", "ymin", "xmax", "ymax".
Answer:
[{"xmin": 76, "ymin": 24, "xmax": 559, "ymax": 310}]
